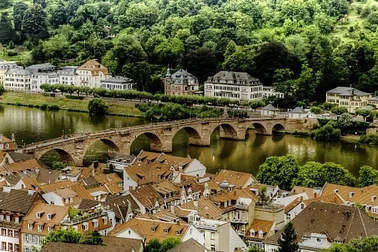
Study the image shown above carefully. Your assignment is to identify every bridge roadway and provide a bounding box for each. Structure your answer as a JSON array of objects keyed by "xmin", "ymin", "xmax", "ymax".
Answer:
[{"xmin": 21, "ymin": 116, "xmax": 310, "ymax": 166}]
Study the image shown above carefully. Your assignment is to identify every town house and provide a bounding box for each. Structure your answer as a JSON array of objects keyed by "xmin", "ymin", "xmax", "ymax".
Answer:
[
  {"xmin": 163, "ymin": 68, "xmax": 200, "ymax": 96},
  {"xmin": 325, "ymin": 86, "xmax": 372, "ymax": 113}
]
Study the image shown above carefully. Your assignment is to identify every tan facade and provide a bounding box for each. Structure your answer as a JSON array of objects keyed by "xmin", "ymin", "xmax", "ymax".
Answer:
[{"xmin": 326, "ymin": 87, "xmax": 372, "ymax": 113}]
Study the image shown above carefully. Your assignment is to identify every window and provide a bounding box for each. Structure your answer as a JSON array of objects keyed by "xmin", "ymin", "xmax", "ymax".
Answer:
[
  {"xmin": 1, "ymin": 228, "xmax": 6, "ymax": 236},
  {"xmin": 38, "ymin": 224, "xmax": 43, "ymax": 232},
  {"xmin": 8, "ymin": 243, "xmax": 13, "ymax": 252},
  {"xmin": 82, "ymin": 223, "xmax": 88, "ymax": 231},
  {"xmin": 6, "ymin": 215, "xmax": 10, "ymax": 222},
  {"xmin": 211, "ymin": 232, "xmax": 215, "ymax": 240},
  {"xmin": 47, "ymin": 214, "xmax": 51, "ymax": 220},
  {"xmin": 93, "ymin": 220, "xmax": 98, "ymax": 228},
  {"xmin": 36, "ymin": 212, "xmax": 41, "ymax": 218},
  {"xmin": 0, "ymin": 215, "xmax": 4, "ymax": 221},
  {"xmin": 14, "ymin": 217, "xmax": 19, "ymax": 224},
  {"xmin": 15, "ymin": 244, "xmax": 19, "ymax": 252},
  {"xmin": 103, "ymin": 217, "xmax": 107, "ymax": 225},
  {"xmin": 211, "ymin": 245, "xmax": 215, "ymax": 250},
  {"xmin": 2, "ymin": 242, "xmax": 6, "ymax": 250},
  {"xmin": 14, "ymin": 231, "xmax": 18, "ymax": 238},
  {"xmin": 164, "ymin": 229, "xmax": 168, "ymax": 234},
  {"xmin": 28, "ymin": 224, "xmax": 33, "ymax": 230},
  {"xmin": 8, "ymin": 230, "xmax": 12, "ymax": 237}
]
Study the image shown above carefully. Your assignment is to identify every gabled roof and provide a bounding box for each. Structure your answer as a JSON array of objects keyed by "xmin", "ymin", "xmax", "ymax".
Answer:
[
  {"xmin": 245, "ymin": 219, "xmax": 274, "ymax": 240},
  {"xmin": 291, "ymin": 186, "xmax": 318, "ymax": 199},
  {"xmin": 129, "ymin": 185, "xmax": 164, "ymax": 211},
  {"xmin": 41, "ymin": 242, "xmax": 138, "ymax": 252},
  {"xmin": 36, "ymin": 168, "xmax": 60, "ymax": 184},
  {"xmin": 265, "ymin": 202, "xmax": 378, "ymax": 246},
  {"xmin": 179, "ymin": 198, "xmax": 223, "ymax": 220},
  {"xmin": 109, "ymin": 218, "xmax": 189, "ymax": 242},
  {"xmin": 214, "ymin": 169, "xmax": 256, "ymax": 188},
  {"xmin": 4, "ymin": 159, "xmax": 41, "ymax": 173},
  {"xmin": 77, "ymin": 60, "xmax": 109, "ymax": 76},
  {"xmin": 326, "ymin": 86, "xmax": 371, "ymax": 96},
  {"xmin": 0, "ymin": 188, "xmax": 40, "ymax": 214},
  {"xmin": 105, "ymin": 194, "xmax": 140, "ymax": 219},
  {"xmin": 290, "ymin": 107, "xmax": 305, "ymax": 113},
  {"xmin": 262, "ymin": 104, "xmax": 277, "ymax": 111},
  {"xmin": 167, "ymin": 238, "xmax": 207, "ymax": 252}
]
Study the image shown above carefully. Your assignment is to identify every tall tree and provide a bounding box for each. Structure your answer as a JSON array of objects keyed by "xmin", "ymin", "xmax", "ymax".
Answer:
[
  {"xmin": 184, "ymin": 48, "xmax": 218, "ymax": 83},
  {"xmin": 0, "ymin": 12, "xmax": 15, "ymax": 44},
  {"xmin": 277, "ymin": 222, "xmax": 300, "ymax": 252},
  {"xmin": 50, "ymin": 0, "xmax": 67, "ymax": 28},
  {"xmin": 13, "ymin": 1, "xmax": 28, "ymax": 32},
  {"xmin": 22, "ymin": 4, "xmax": 49, "ymax": 44}
]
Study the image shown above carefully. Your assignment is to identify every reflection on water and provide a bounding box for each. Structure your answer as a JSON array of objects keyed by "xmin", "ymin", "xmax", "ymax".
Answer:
[{"xmin": 1, "ymin": 104, "xmax": 378, "ymax": 176}]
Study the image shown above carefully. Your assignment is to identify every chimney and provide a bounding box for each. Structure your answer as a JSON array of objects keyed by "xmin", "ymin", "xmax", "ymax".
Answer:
[
  {"xmin": 28, "ymin": 189, "xmax": 34, "ymax": 196},
  {"xmin": 170, "ymin": 205, "xmax": 175, "ymax": 215},
  {"xmin": 193, "ymin": 200, "xmax": 198, "ymax": 208}
]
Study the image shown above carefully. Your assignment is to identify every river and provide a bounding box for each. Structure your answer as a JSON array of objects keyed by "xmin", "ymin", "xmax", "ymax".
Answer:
[{"xmin": 0, "ymin": 104, "xmax": 377, "ymax": 176}]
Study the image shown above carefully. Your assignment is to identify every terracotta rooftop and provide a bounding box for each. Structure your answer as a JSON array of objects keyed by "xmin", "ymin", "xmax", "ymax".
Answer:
[
  {"xmin": 291, "ymin": 186, "xmax": 318, "ymax": 199},
  {"xmin": 214, "ymin": 169, "xmax": 256, "ymax": 188},
  {"xmin": 129, "ymin": 185, "xmax": 165, "ymax": 211},
  {"xmin": 0, "ymin": 188, "xmax": 40, "ymax": 214},
  {"xmin": 167, "ymin": 238, "xmax": 208, "ymax": 252},
  {"xmin": 4, "ymin": 159, "xmax": 41, "ymax": 173},
  {"xmin": 41, "ymin": 241, "xmax": 140, "ymax": 252},
  {"xmin": 0, "ymin": 135, "xmax": 16, "ymax": 151},
  {"xmin": 77, "ymin": 60, "xmax": 109, "ymax": 76},
  {"xmin": 245, "ymin": 219, "xmax": 274, "ymax": 240},
  {"xmin": 179, "ymin": 198, "xmax": 223, "ymax": 220},
  {"xmin": 109, "ymin": 218, "xmax": 189, "ymax": 242},
  {"xmin": 21, "ymin": 203, "xmax": 69, "ymax": 236}
]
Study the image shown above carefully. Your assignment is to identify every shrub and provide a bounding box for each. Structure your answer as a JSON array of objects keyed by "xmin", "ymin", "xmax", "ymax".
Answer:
[
  {"xmin": 7, "ymin": 50, "xmax": 17, "ymax": 56},
  {"xmin": 48, "ymin": 105, "xmax": 60, "ymax": 111},
  {"xmin": 40, "ymin": 104, "xmax": 48, "ymax": 110}
]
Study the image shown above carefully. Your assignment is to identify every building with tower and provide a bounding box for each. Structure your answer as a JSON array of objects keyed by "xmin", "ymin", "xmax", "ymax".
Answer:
[{"xmin": 163, "ymin": 68, "xmax": 200, "ymax": 96}]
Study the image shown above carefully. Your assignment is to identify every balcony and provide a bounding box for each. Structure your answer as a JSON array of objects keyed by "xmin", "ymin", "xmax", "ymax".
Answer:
[
  {"xmin": 235, "ymin": 203, "xmax": 248, "ymax": 210},
  {"xmin": 62, "ymin": 211, "xmax": 106, "ymax": 225},
  {"xmin": 231, "ymin": 218, "xmax": 248, "ymax": 224},
  {"xmin": 237, "ymin": 229, "xmax": 246, "ymax": 236}
]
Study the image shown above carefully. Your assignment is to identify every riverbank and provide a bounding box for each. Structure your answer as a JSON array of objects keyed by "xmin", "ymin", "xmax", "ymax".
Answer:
[{"xmin": 0, "ymin": 92, "xmax": 144, "ymax": 117}]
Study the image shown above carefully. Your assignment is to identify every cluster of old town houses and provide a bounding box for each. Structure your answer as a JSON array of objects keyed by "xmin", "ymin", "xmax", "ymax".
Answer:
[{"xmin": 1, "ymin": 133, "xmax": 378, "ymax": 252}]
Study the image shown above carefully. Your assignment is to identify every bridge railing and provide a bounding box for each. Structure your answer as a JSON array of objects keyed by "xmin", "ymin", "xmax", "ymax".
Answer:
[{"xmin": 22, "ymin": 116, "xmax": 289, "ymax": 150}]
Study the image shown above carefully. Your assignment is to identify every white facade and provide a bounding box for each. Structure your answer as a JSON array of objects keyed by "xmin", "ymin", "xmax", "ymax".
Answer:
[
  {"xmin": 57, "ymin": 66, "xmax": 78, "ymax": 86},
  {"xmin": 42, "ymin": 192, "xmax": 64, "ymax": 206},
  {"xmin": 204, "ymin": 71, "xmax": 283, "ymax": 101},
  {"xmin": 22, "ymin": 233, "xmax": 42, "ymax": 252},
  {"xmin": 191, "ymin": 215, "xmax": 246, "ymax": 252},
  {"xmin": 265, "ymin": 233, "xmax": 332, "ymax": 252},
  {"xmin": 182, "ymin": 159, "xmax": 206, "ymax": 177},
  {"xmin": 4, "ymin": 69, "xmax": 31, "ymax": 91},
  {"xmin": 123, "ymin": 169, "xmax": 138, "ymax": 192},
  {"xmin": 100, "ymin": 76, "xmax": 135, "ymax": 91},
  {"xmin": 0, "ymin": 61, "xmax": 18, "ymax": 86},
  {"xmin": 0, "ymin": 227, "xmax": 20, "ymax": 252},
  {"xmin": 30, "ymin": 72, "xmax": 59, "ymax": 92}
]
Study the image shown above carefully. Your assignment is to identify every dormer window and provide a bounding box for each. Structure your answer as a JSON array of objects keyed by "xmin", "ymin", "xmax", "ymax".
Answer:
[
  {"xmin": 70, "ymin": 197, "xmax": 73, "ymax": 203},
  {"xmin": 36, "ymin": 212, "xmax": 41, "ymax": 218},
  {"xmin": 38, "ymin": 224, "xmax": 43, "ymax": 232},
  {"xmin": 349, "ymin": 192, "xmax": 355, "ymax": 198},
  {"xmin": 372, "ymin": 196, "xmax": 377, "ymax": 202},
  {"xmin": 65, "ymin": 198, "xmax": 69, "ymax": 203},
  {"xmin": 14, "ymin": 217, "xmax": 19, "ymax": 223},
  {"xmin": 82, "ymin": 222, "xmax": 88, "ymax": 231},
  {"xmin": 176, "ymin": 229, "xmax": 182, "ymax": 235},
  {"xmin": 92, "ymin": 219, "xmax": 98, "ymax": 228},
  {"xmin": 164, "ymin": 228, "xmax": 169, "ymax": 234},
  {"xmin": 258, "ymin": 230, "xmax": 264, "ymax": 239},
  {"xmin": 28, "ymin": 224, "xmax": 33, "ymax": 230},
  {"xmin": 151, "ymin": 226, "xmax": 156, "ymax": 232},
  {"xmin": 333, "ymin": 189, "xmax": 339, "ymax": 193},
  {"xmin": 102, "ymin": 217, "xmax": 107, "ymax": 225},
  {"xmin": 250, "ymin": 229, "xmax": 255, "ymax": 237},
  {"xmin": 47, "ymin": 214, "xmax": 52, "ymax": 220},
  {"xmin": 48, "ymin": 226, "xmax": 53, "ymax": 232},
  {"xmin": 0, "ymin": 215, "xmax": 3, "ymax": 221}
]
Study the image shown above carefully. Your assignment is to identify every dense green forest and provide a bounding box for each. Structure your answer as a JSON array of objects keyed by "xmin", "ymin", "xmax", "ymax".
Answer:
[{"xmin": 1, "ymin": 0, "xmax": 378, "ymax": 104}]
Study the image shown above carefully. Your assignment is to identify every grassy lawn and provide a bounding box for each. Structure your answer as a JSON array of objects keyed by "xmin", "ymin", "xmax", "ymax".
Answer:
[{"xmin": 0, "ymin": 92, "xmax": 144, "ymax": 117}]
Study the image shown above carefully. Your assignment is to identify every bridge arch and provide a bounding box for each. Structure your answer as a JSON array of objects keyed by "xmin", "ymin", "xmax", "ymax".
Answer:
[
  {"xmin": 173, "ymin": 126, "xmax": 203, "ymax": 146},
  {"xmin": 212, "ymin": 123, "xmax": 239, "ymax": 140},
  {"xmin": 132, "ymin": 132, "xmax": 164, "ymax": 152},
  {"xmin": 39, "ymin": 148, "xmax": 76, "ymax": 166},
  {"xmin": 82, "ymin": 138, "xmax": 121, "ymax": 166},
  {"xmin": 251, "ymin": 123, "xmax": 268, "ymax": 135},
  {"xmin": 272, "ymin": 123, "xmax": 285, "ymax": 133}
]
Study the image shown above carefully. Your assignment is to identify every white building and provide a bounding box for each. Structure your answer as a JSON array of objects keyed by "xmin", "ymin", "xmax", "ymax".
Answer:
[
  {"xmin": 27, "ymin": 64, "xmax": 59, "ymax": 92},
  {"xmin": 76, "ymin": 59, "xmax": 111, "ymax": 88},
  {"xmin": 4, "ymin": 68, "xmax": 31, "ymax": 91},
  {"xmin": 100, "ymin": 76, "xmax": 135, "ymax": 90},
  {"xmin": 204, "ymin": 71, "xmax": 283, "ymax": 101},
  {"xmin": 57, "ymin": 66, "xmax": 78, "ymax": 86},
  {"xmin": 0, "ymin": 60, "xmax": 18, "ymax": 86},
  {"xmin": 190, "ymin": 213, "xmax": 247, "ymax": 252}
]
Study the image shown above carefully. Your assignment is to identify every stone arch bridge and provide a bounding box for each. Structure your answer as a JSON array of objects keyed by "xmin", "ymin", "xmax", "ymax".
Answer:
[{"xmin": 21, "ymin": 117, "xmax": 309, "ymax": 166}]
